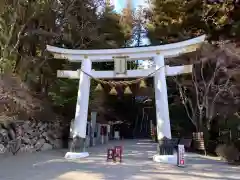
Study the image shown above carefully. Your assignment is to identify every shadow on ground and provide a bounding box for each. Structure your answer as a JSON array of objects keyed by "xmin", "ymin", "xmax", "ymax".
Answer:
[{"xmin": 0, "ymin": 139, "xmax": 239, "ymax": 180}]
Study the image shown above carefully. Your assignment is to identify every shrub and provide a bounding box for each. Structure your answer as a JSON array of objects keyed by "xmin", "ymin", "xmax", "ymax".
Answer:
[{"xmin": 215, "ymin": 144, "xmax": 240, "ymax": 163}]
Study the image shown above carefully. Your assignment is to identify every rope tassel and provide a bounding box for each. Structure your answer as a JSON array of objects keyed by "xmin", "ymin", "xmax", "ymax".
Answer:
[
  {"xmin": 124, "ymin": 86, "xmax": 132, "ymax": 95},
  {"xmin": 95, "ymin": 83, "xmax": 103, "ymax": 91},
  {"xmin": 109, "ymin": 87, "xmax": 117, "ymax": 95},
  {"xmin": 139, "ymin": 80, "xmax": 147, "ymax": 88}
]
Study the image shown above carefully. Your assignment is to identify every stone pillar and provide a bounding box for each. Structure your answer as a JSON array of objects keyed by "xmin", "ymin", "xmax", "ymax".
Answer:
[
  {"xmin": 103, "ymin": 125, "xmax": 108, "ymax": 144},
  {"xmin": 97, "ymin": 123, "xmax": 101, "ymax": 144},
  {"xmin": 90, "ymin": 112, "xmax": 97, "ymax": 146},
  {"xmin": 154, "ymin": 55, "xmax": 171, "ymax": 140},
  {"xmin": 101, "ymin": 125, "xmax": 104, "ymax": 144},
  {"xmin": 85, "ymin": 122, "xmax": 90, "ymax": 148},
  {"xmin": 106, "ymin": 124, "xmax": 110, "ymax": 143},
  {"xmin": 72, "ymin": 58, "xmax": 92, "ymax": 147}
]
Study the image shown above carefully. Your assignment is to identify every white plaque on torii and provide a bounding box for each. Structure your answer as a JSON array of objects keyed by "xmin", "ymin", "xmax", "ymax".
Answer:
[{"xmin": 114, "ymin": 56, "xmax": 128, "ymax": 76}]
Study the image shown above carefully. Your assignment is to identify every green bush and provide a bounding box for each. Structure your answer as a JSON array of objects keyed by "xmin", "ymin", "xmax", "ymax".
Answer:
[{"xmin": 215, "ymin": 144, "xmax": 240, "ymax": 163}]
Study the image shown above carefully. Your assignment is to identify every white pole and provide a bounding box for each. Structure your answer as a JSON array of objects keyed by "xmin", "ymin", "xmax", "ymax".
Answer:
[
  {"xmin": 154, "ymin": 55, "xmax": 172, "ymax": 140},
  {"xmin": 73, "ymin": 58, "xmax": 92, "ymax": 139}
]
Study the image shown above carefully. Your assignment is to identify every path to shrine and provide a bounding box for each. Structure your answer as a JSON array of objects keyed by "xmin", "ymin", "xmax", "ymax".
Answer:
[{"xmin": 0, "ymin": 139, "xmax": 239, "ymax": 180}]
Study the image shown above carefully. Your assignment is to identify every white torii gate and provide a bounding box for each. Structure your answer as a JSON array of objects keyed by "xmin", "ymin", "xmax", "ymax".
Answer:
[{"xmin": 47, "ymin": 35, "xmax": 205, "ymax": 158}]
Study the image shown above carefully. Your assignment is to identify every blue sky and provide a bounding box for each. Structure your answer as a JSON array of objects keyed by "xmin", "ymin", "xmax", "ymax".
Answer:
[
  {"xmin": 114, "ymin": 0, "xmax": 146, "ymax": 12},
  {"xmin": 113, "ymin": 0, "xmax": 150, "ymax": 63},
  {"xmin": 113, "ymin": 0, "xmax": 150, "ymax": 46}
]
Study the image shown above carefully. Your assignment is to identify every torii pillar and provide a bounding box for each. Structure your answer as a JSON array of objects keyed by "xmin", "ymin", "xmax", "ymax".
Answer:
[
  {"xmin": 66, "ymin": 57, "xmax": 92, "ymax": 158},
  {"xmin": 154, "ymin": 54, "xmax": 171, "ymax": 140}
]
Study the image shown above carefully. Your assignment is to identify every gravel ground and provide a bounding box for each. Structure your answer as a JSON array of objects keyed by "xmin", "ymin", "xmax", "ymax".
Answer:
[{"xmin": 0, "ymin": 139, "xmax": 239, "ymax": 180}]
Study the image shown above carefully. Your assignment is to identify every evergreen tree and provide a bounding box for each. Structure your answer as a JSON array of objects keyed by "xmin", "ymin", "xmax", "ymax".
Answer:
[
  {"xmin": 146, "ymin": 0, "xmax": 240, "ymax": 44},
  {"xmin": 120, "ymin": 0, "xmax": 134, "ymax": 47},
  {"xmin": 97, "ymin": 4, "xmax": 126, "ymax": 48},
  {"xmin": 132, "ymin": 6, "xmax": 147, "ymax": 47}
]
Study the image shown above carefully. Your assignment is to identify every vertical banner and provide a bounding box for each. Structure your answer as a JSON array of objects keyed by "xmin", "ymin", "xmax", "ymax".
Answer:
[{"xmin": 177, "ymin": 145, "xmax": 185, "ymax": 167}]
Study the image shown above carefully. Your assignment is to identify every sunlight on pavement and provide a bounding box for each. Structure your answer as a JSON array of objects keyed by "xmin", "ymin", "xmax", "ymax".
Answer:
[{"xmin": 57, "ymin": 171, "xmax": 104, "ymax": 180}]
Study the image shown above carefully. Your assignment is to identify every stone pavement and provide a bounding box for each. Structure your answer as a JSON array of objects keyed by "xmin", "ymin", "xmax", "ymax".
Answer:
[{"xmin": 0, "ymin": 139, "xmax": 240, "ymax": 180}]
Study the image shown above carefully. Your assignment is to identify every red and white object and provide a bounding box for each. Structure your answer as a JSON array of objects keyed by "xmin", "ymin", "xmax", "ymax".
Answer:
[{"xmin": 177, "ymin": 144, "xmax": 185, "ymax": 167}]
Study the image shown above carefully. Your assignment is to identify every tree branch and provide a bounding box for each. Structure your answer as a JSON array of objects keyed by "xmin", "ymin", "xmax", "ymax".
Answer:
[{"xmin": 10, "ymin": 12, "xmax": 37, "ymax": 55}]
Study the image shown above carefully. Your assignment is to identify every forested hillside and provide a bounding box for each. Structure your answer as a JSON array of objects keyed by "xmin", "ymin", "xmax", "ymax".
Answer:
[{"xmin": 0, "ymin": 0, "xmax": 132, "ymax": 120}]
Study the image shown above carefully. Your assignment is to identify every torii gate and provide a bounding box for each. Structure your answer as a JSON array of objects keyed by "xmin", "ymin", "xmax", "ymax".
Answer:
[{"xmin": 47, "ymin": 35, "xmax": 206, "ymax": 158}]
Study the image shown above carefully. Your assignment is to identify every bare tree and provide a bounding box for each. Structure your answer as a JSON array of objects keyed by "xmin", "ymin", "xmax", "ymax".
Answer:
[{"xmin": 174, "ymin": 44, "xmax": 240, "ymax": 131}]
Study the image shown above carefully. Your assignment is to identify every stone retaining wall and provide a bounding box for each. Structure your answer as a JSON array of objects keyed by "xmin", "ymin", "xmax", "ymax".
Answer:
[{"xmin": 0, "ymin": 120, "xmax": 63, "ymax": 154}]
